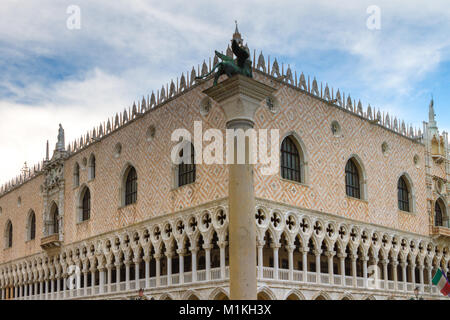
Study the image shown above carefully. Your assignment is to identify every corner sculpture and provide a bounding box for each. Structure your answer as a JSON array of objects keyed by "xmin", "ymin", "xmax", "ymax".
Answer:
[{"xmin": 196, "ymin": 25, "xmax": 252, "ymax": 86}]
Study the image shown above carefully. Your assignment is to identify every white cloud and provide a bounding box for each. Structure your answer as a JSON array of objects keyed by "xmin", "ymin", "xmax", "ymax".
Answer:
[{"xmin": 0, "ymin": 0, "xmax": 450, "ymax": 184}]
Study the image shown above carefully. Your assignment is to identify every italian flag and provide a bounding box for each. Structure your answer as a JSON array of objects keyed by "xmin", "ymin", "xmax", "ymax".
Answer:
[{"xmin": 432, "ymin": 268, "xmax": 450, "ymax": 297}]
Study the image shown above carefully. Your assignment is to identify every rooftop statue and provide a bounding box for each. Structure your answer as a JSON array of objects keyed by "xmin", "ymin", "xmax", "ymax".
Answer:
[{"xmin": 196, "ymin": 22, "xmax": 252, "ymax": 86}]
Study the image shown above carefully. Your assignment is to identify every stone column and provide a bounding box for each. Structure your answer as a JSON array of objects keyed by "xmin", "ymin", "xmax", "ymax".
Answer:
[
  {"xmin": 257, "ymin": 241, "xmax": 264, "ymax": 279},
  {"xmin": 287, "ymin": 245, "xmax": 295, "ymax": 281},
  {"xmin": 219, "ymin": 242, "xmax": 227, "ymax": 279},
  {"xmin": 419, "ymin": 264, "xmax": 424, "ymax": 292},
  {"xmin": 125, "ymin": 261, "xmax": 131, "ymax": 291},
  {"xmin": 90, "ymin": 267, "xmax": 96, "ymax": 291},
  {"xmin": 301, "ymin": 248, "xmax": 308, "ymax": 282},
  {"xmin": 362, "ymin": 256, "xmax": 368, "ymax": 288},
  {"xmin": 177, "ymin": 249, "xmax": 185, "ymax": 285},
  {"xmin": 351, "ymin": 254, "xmax": 357, "ymax": 287},
  {"xmin": 204, "ymin": 244, "xmax": 212, "ymax": 281},
  {"xmin": 204, "ymin": 75, "xmax": 275, "ymax": 300},
  {"xmin": 143, "ymin": 256, "xmax": 151, "ymax": 288},
  {"xmin": 326, "ymin": 251, "xmax": 335, "ymax": 285},
  {"xmin": 314, "ymin": 250, "xmax": 322, "ymax": 284},
  {"xmin": 83, "ymin": 270, "xmax": 88, "ymax": 296},
  {"xmin": 134, "ymin": 259, "xmax": 140, "ymax": 289},
  {"xmin": 115, "ymin": 262, "xmax": 121, "ymax": 291},
  {"xmin": 106, "ymin": 264, "xmax": 112, "ymax": 293},
  {"xmin": 401, "ymin": 261, "xmax": 407, "ymax": 292},
  {"xmin": 382, "ymin": 259, "xmax": 388, "ymax": 290},
  {"xmin": 392, "ymin": 260, "xmax": 398, "ymax": 291},
  {"xmin": 410, "ymin": 262, "xmax": 416, "ymax": 286},
  {"xmin": 166, "ymin": 253, "xmax": 173, "ymax": 286},
  {"xmin": 99, "ymin": 267, "xmax": 105, "ymax": 294},
  {"xmin": 272, "ymin": 245, "xmax": 280, "ymax": 280},
  {"xmin": 338, "ymin": 253, "xmax": 346, "ymax": 285},
  {"xmin": 154, "ymin": 254, "xmax": 161, "ymax": 287},
  {"xmin": 190, "ymin": 248, "xmax": 198, "ymax": 282}
]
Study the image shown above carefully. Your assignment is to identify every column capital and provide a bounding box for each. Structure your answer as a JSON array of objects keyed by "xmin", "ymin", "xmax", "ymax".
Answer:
[
  {"xmin": 313, "ymin": 249, "xmax": 322, "ymax": 256},
  {"xmin": 219, "ymin": 241, "xmax": 228, "ymax": 249},
  {"xmin": 176, "ymin": 249, "xmax": 186, "ymax": 256},
  {"xmin": 337, "ymin": 253, "xmax": 347, "ymax": 259},
  {"xmin": 189, "ymin": 247, "xmax": 199, "ymax": 254},
  {"xmin": 325, "ymin": 251, "xmax": 336, "ymax": 258},
  {"xmin": 286, "ymin": 245, "xmax": 296, "ymax": 252}
]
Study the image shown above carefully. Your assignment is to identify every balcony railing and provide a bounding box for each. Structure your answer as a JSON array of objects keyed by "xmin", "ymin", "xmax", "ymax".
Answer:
[{"xmin": 11, "ymin": 266, "xmax": 441, "ymax": 300}]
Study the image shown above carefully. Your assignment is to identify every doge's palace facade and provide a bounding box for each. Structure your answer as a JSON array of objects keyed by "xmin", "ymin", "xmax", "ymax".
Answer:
[{"xmin": 0, "ymin": 31, "xmax": 449, "ymax": 300}]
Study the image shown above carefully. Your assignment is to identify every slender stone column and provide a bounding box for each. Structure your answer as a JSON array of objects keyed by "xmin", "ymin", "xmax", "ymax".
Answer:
[
  {"xmin": 177, "ymin": 249, "xmax": 185, "ymax": 285},
  {"xmin": 166, "ymin": 253, "xmax": 173, "ymax": 286},
  {"xmin": 419, "ymin": 264, "xmax": 424, "ymax": 292},
  {"xmin": 83, "ymin": 271, "xmax": 88, "ymax": 296},
  {"xmin": 106, "ymin": 264, "xmax": 112, "ymax": 293},
  {"xmin": 115, "ymin": 262, "xmax": 121, "ymax": 291},
  {"xmin": 62, "ymin": 277, "xmax": 67, "ymax": 299},
  {"xmin": 125, "ymin": 261, "xmax": 131, "ymax": 291},
  {"xmin": 154, "ymin": 254, "xmax": 161, "ymax": 287},
  {"xmin": 134, "ymin": 259, "xmax": 140, "ymax": 289},
  {"xmin": 326, "ymin": 251, "xmax": 335, "ymax": 285},
  {"xmin": 382, "ymin": 259, "xmax": 388, "ymax": 290},
  {"xmin": 314, "ymin": 250, "xmax": 322, "ymax": 284},
  {"xmin": 219, "ymin": 243, "xmax": 227, "ymax": 279},
  {"xmin": 401, "ymin": 261, "xmax": 407, "ymax": 291},
  {"xmin": 204, "ymin": 75, "xmax": 275, "ymax": 300},
  {"xmin": 204, "ymin": 244, "xmax": 212, "ymax": 281},
  {"xmin": 190, "ymin": 248, "xmax": 198, "ymax": 282},
  {"xmin": 410, "ymin": 262, "xmax": 416, "ymax": 285},
  {"xmin": 287, "ymin": 245, "xmax": 295, "ymax": 281},
  {"xmin": 392, "ymin": 260, "xmax": 398, "ymax": 291},
  {"xmin": 338, "ymin": 253, "xmax": 346, "ymax": 285},
  {"xmin": 351, "ymin": 255, "xmax": 357, "ymax": 287},
  {"xmin": 301, "ymin": 249, "xmax": 308, "ymax": 282},
  {"xmin": 257, "ymin": 242, "xmax": 264, "ymax": 279},
  {"xmin": 99, "ymin": 267, "xmax": 105, "ymax": 294},
  {"xmin": 362, "ymin": 257, "xmax": 368, "ymax": 288},
  {"xmin": 272, "ymin": 245, "xmax": 280, "ymax": 280},
  {"xmin": 143, "ymin": 256, "xmax": 150, "ymax": 288},
  {"xmin": 90, "ymin": 267, "xmax": 96, "ymax": 291}
]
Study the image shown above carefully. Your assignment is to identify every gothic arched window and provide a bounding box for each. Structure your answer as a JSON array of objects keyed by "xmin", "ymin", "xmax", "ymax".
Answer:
[
  {"xmin": 345, "ymin": 159, "xmax": 360, "ymax": 199},
  {"xmin": 398, "ymin": 176, "xmax": 410, "ymax": 212},
  {"xmin": 125, "ymin": 167, "xmax": 137, "ymax": 205},
  {"xmin": 73, "ymin": 162, "xmax": 80, "ymax": 187},
  {"xmin": 88, "ymin": 155, "xmax": 96, "ymax": 180},
  {"xmin": 5, "ymin": 220, "xmax": 12, "ymax": 248},
  {"xmin": 50, "ymin": 204, "xmax": 59, "ymax": 234},
  {"xmin": 82, "ymin": 188, "xmax": 91, "ymax": 221},
  {"xmin": 281, "ymin": 136, "xmax": 301, "ymax": 183},
  {"xmin": 435, "ymin": 199, "xmax": 444, "ymax": 227},
  {"xmin": 178, "ymin": 144, "xmax": 196, "ymax": 187},
  {"xmin": 28, "ymin": 211, "xmax": 36, "ymax": 241}
]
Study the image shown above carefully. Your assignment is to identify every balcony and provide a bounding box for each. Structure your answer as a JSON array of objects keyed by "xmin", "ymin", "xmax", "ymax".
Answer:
[
  {"xmin": 431, "ymin": 225, "xmax": 450, "ymax": 239},
  {"xmin": 40, "ymin": 234, "xmax": 62, "ymax": 250},
  {"xmin": 12, "ymin": 265, "xmax": 443, "ymax": 300}
]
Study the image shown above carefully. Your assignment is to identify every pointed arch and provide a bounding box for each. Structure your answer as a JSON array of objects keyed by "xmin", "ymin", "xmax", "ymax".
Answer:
[
  {"xmin": 257, "ymin": 286, "xmax": 276, "ymax": 300},
  {"xmin": 312, "ymin": 290, "xmax": 331, "ymax": 300},
  {"xmin": 78, "ymin": 185, "xmax": 91, "ymax": 222},
  {"xmin": 182, "ymin": 289, "xmax": 202, "ymax": 300},
  {"xmin": 73, "ymin": 162, "xmax": 80, "ymax": 187},
  {"xmin": 345, "ymin": 154, "xmax": 367, "ymax": 200},
  {"xmin": 88, "ymin": 154, "xmax": 96, "ymax": 180},
  {"xmin": 4, "ymin": 220, "xmax": 12, "ymax": 248},
  {"xmin": 209, "ymin": 287, "xmax": 229, "ymax": 300},
  {"xmin": 339, "ymin": 292, "xmax": 354, "ymax": 300},
  {"xmin": 434, "ymin": 197, "xmax": 447, "ymax": 227},
  {"xmin": 159, "ymin": 293, "xmax": 174, "ymax": 300},
  {"xmin": 284, "ymin": 289, "xmax": 305, "ymax": 300},
  {"xmin": 397, "ymin": 172, "xmax": 415, "ymax": 213},
  {"xmin": 49, "ymin": 202, "xmax": 59, "ymax": 235},
  {"xmin": 120, "ymin": 164, "xmax": 137, "ymax": 206},
  {"xmin": 26, "ymin": 210, "xmax": 36, "ymax": 241},
  {"xmin": 175, "ymin": 142, "xmax": 196, "ymax": 187},
  {"xmin": 280, "ymin": 132, "xmax": 308, "ymax": 184}
]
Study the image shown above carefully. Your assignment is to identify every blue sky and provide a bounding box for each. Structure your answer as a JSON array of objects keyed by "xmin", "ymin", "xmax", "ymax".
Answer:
[{"xmin": 0, "ymin": 0, "xmax": 449, "ymax": 184}]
